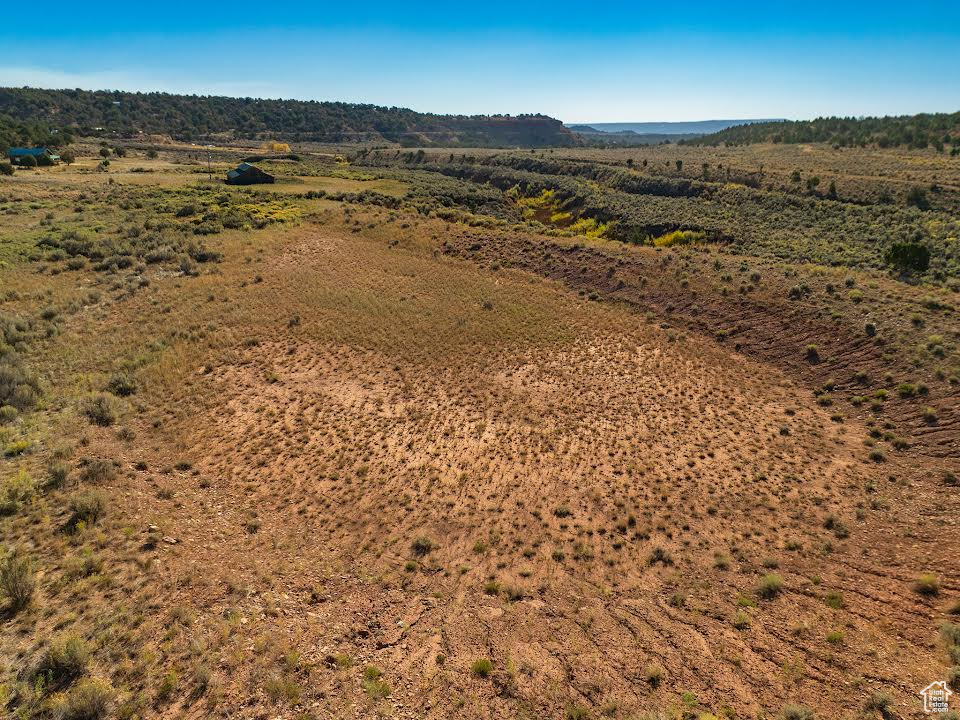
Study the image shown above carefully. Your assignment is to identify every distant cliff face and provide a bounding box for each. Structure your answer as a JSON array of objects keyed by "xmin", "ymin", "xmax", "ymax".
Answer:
[
  {"xmin": 0, "ymin": 87, "xmax": 578, "ymax": 148},
  {"xmin": 407, "ymin": 115, "xmax": 579, "ymax": 147}
]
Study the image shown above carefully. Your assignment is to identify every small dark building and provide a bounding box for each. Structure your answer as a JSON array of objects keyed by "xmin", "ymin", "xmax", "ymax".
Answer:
[
  {"xmin": 226, "ymin": 162, "xmax": 274, "ymax": 185},
  {"xmin": 8, "ymin": 147, "xmax": 60, "ymax": 165}
]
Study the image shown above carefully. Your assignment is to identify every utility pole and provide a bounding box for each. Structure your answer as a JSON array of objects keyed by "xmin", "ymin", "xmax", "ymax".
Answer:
[{"xmin": 207, "ymin": 145, "xmax": 213, "ymax": 182}]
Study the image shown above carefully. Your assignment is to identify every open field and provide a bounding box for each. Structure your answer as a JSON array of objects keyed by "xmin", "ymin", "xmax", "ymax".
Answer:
[{"xmin": 1, "ymin": 141, "xmax": 959, "ymax": 720}]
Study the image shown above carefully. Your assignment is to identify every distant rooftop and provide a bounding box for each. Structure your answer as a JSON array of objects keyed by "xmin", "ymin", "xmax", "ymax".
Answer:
[{"xmin": 8, "ymin": 147, "xmax": 55, "ymax": 156}]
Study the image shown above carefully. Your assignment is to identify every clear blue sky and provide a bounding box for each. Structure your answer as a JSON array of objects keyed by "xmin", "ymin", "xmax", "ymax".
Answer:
[{"xmin": 2, "ymin": 1, "xmax": 958, "ymax": 122}]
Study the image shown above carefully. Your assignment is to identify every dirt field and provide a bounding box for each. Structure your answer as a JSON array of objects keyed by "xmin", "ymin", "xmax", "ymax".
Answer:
[{"xmin": 1, "ymin": 146, "xmax": 958, "ymax": 720}]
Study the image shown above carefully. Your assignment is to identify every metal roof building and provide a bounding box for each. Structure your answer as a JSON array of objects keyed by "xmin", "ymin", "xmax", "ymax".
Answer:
[
  {"xmin": 7, "ymin": 147, "xmax": 60, "ymax": 164},
  {"xmin": 226, "ymin": 162, "xmax": 275, "ymax": 185}
]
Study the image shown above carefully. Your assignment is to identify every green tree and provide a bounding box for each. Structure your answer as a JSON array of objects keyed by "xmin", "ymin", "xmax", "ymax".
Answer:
[
  {"xmin": 885, "ymin": 241, "xmax": 930, "ymax": 273},
  {"xmin": 906, "ymin": 186, "xmax": 929, "ymax": 209}
]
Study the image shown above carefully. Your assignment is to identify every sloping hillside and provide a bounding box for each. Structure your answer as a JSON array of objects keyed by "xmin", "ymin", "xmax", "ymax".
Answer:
[
  {"xmin": 689, "ymin": 112, "xmax": 960, "ymax": 150},
  {"xmin": 0, "ymin": 87, "xmax": 578, "ymax": 148}
]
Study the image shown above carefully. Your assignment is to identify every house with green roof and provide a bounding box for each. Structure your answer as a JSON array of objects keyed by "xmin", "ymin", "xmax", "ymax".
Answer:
[{"xmin": 7, "ymin": 147, "xmax": 60, "ymax": 165}]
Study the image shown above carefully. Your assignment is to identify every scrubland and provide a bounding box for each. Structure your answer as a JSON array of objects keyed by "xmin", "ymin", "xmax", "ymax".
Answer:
[{"xmin": 0, "ymin": 141, "xmax": 958, "ymax": 720}]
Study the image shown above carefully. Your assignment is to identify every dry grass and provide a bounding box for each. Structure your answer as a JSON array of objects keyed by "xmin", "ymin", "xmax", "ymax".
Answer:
[{"xmin": 0, "ymin": 149, "xmax": 957, "ymax": 720}]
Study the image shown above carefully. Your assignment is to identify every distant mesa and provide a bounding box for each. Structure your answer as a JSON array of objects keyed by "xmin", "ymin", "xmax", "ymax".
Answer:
[
  {"xmin": 569, "ymin": 119, "xmax": 783, "ymax": 135},
  {"xmin": 565, "ymin": 119, "xmax": 784, "ymax": 145},
  {"xmin": 569, "ymin": 119, "xmax": 782, "ymax": 136}
]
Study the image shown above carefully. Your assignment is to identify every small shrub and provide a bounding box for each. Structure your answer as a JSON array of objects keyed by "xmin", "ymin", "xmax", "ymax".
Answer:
[
  {"xmin": 37, "ymin": 635, "xmax": 91, "ymax": 685},
  {"xmin": 105, "ymin": 374, "xmax": 137, "ymax": 397},
  {"xmin": 504, "ymin": 584, "xmax": 529, "ymax": 602},
  {"xmin": 471, "ymin": 658, "xmax": 493, "ymax": 677},
  {"xmin": 191, "ymin": 663, "xmax": 211, "ymax": 698},
  {"xmin": 941, "ymin": 622, "xmax": 960, "ymax": 645},
  {"xmin": 362, "ymin": 666, "xmax": 390, "ymax": 699},
  {"xmin": 949, "ymin": 666, "xmax": 960, "ymax": 692},
  {"xmin": 3, "ymin": 439, "xmax": 30, "ymax": 457},
  {"xmin": 0, "ymin": 550, "xmax": 35, "ymax": 610},
  {"xmin": 47, "ymin": 462, "xmax": 70, "ymax": 489},
  {"xmin": 65, "ymin": 548, "xmax": 103, "ymax": 579},
  {"xmin": 78, "ymin": 458, "xmax": 117, "ymax": 485},
  {"xmin": 863, "ymin": 691, "xmax": 892, "ymax": 714},
  {"xmin": 914, "ymin": 573, "xmax": 940, "ymax": 596},
  {"xmin": 80, "ymin": 393, "xmax": 117, "ymax": 426},
  {"xmin": 56, "ymin": 678, "xmax": 114, "ymax": 720},
  {"xmin": 788, "ymin": 284, "xmax": 811, "ymax": 299},
  {"xmin": 650, "ymin": 229, "xmax": 706, "ymax": 247},
  {"xmin": 780, "ymin": 705, "xmax": 815, "ymax": 720},
  {"xmin": 68, "ymin": 490, "xmax": 107, "ymax": 527},
  {"xmin": 410, "ymin": 536, "xmax": 435, "ymax": 556},
  {"xmin": 156, "ymin": 669, "xmax": 178, "ymax": 703},
  {"xmin": 644, "ymin": 663, "xmax": 664, "ymax": 687},
  {"xmin": 824, "ymin": 591, "xmax": 844, "ymax": 609},
  {"xmin": 648, "ymin": 546, "xmax": 674, "ymax": 566},
  {"xmin": 905, "ymin": 187, "xmax": 930, "ymax": 208},
  {"xmin": 0, "ymin": 468, "xmax": 36, "ymax": 515},
  {"xmin": 756, "ymin": 573, "xmax": 784, "ymax": 599},
  {"xmin": 897, "ymin": 382, "xmax": 917, "ymax": 398},
  {"xmin": 572, "ymin": 541, "xmax": 594, "ymax": 561}
]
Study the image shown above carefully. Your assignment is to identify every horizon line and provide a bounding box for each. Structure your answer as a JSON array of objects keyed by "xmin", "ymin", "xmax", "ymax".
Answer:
[{"xmin": 4, "ymin": 84, "xmax": 959, "ymax": 126}]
